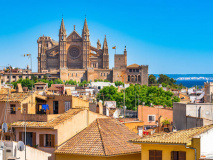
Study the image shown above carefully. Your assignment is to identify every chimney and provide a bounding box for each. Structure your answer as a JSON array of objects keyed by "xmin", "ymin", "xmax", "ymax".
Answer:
[
  {"xmin": 17, "ymin": 83, "xmax": 23, "ymax": 93},
  {"xmin": 98, "ymin": 102, "xmax": 103, "ymax": 115}
]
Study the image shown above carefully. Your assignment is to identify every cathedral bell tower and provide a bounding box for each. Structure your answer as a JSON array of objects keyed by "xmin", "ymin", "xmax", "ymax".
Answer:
[
  {"xmin": 59, "ymin": 17, "xmax": 67, "ymax": 69},
  {"xmin": 82, "ymin": 18, "xmax": 90, "ymax": 69},
  {"xmin": 102, "ymin": 35, "xmax": 109, "ymax": 69}
]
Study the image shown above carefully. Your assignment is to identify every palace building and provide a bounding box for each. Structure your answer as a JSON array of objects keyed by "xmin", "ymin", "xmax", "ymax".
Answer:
[{"xmin": 1, "ymin": 18, "xmax": 148, "ymax": 85}]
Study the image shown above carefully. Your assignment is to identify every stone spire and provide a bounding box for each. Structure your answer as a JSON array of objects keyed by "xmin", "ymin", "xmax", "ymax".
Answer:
[
  {"xmin": 59, "ymin": 18, "xmax": 66, "ymax": 35},
  {"xmin": 82, "ymin": 18, "xmax": 89, "ymax": 34},
  {"xmin": 103, "ymin": 35, "xmax": 108, "ymax": 49}
]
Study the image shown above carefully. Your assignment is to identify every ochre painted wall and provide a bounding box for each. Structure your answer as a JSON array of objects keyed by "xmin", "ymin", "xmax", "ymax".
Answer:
[
  {"xmin": 124, "ymin": 122, "xmax": 144, "ymax": 134},
  {"xmin": 140, "ymin": 143, "xmax": 195, "ymax": 160},
  {"xmin": 56, "ymin": 110, "xmax": 107, "ymax": 146},
  {"xmin": 55, "ymin": 153, "xmax": 141, "ymax": 160},
  {"xmin": 72, "ymin": 96, "xmax": 89, "ymax": 109}
]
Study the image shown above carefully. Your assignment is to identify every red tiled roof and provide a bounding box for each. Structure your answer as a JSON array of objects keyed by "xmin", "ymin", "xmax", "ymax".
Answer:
[
  {"xmin": 11, "ymin": 109, "xmax": 84, "ymax": 128},
  {"xmin": 55, "ymin": 118, "xmax": 141, "ymax": 156},
  {"xmin": 130, "ymin": 125, "xmax": 213, "ymax": 144}
]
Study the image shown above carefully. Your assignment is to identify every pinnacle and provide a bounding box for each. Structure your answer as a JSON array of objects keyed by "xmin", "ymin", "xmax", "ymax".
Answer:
[
  {"xmin": 59, "ymin": 18, "xmax": 66, "ymax": 34},
  {"xmin": 83, "ymin": 18, "xmax": 89, "ymax": 33}
]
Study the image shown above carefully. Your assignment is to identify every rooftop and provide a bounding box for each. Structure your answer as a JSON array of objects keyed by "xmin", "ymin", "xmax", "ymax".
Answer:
[
  {"xmin": 55, "ymin": 118, "xmax": 141, "ymax": 156},
  {"xmin": 34, "ymin": 82, "xmax": 47, "ymax": 85},
  {"xmin": 130, "ymin": 125, "xmax": 213, "ymax": 144},
  {"xmin": 48, "ymin": 85, "xmax": 59, "ymax": 91},
  {"xmin": 127, "ymin": 64, "xmax": 140, "ymax": 68},
  {"xmin": 0, "ymin": 92, "xmax": 30, "ymax": 102},
  {"xmin": 11, "ymin": 109, "xmax": 84, "ymax": 128}
]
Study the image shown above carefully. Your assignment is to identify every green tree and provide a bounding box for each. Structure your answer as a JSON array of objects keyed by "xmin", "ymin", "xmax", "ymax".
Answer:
[
  {"xmin": 115, "ymin": 81, "xmax": 124, "ymax": 87},
  {"xmin": 97, "ymin": 85, "xmax": 124, "ymax": 107},
  {"xmin": 79, "ymin": 80, "xmax": 89, "ymax": 87},
  {"xmin": 65, "ymin": 80, "xmax": 77, "ymax": 85},
  {"xmin": 31, "ymin": 74, "xmax": 38, "ymax": 82},
  {"xmin": 97, "ymin": 84, "xmax": 180, "ymax": 110},
  {"xmin": 148, "ymin": 74, "xmax": 157, "ymax": 85},
  {"xmin": 43, "ymin": 75, "xmax": 47, "ymax": 80}
]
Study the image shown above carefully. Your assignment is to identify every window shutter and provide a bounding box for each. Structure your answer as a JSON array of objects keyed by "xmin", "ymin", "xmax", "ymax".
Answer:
[
  {"xmin": 171, "ymin": 151, "xmax": 178, "ymax": 160},
  {"xmin": 51, "ymin": 135, "xmax": 55, "ymax": 147},
  {"xmin": 149, "ymin": 150, "xmax": 155, "ymax": 160},
  {"xmin": 39, "ymin": 134, "xmax": 44, "ymax": 147},
  {"xmin": 179, "ymin": 151, "xmax": 186, "ymax": 160},
  {"xmin": 19, "ymin": 132, "xmax": 22, "ymax": 141},
  {"xmin": 149, "ymin": 150, "xmax": 162, "ymax": 160},
  {"xmin": 32, "ymin": 133, "xmax": 36, "ymax": 146}
]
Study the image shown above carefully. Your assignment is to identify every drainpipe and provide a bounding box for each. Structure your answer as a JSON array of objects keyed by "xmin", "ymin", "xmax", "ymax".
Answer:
[{"xmin": 186, "ymin": 146, "xmax": 197, "ymax": 160}]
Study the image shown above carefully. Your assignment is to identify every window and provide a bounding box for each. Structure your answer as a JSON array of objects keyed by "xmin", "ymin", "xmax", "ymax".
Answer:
[
  {"xmin": 149, "ymin": 150, "xmax": 162, "ymax": 160},
  {"xmin": 38, "ymin": 75, "xmax": 41, "ymax": 79},
  {"xmin": 171, "ymin": 151, "xmax": 186, "ymax": 160},
  {"xmin": 133, "ymin": 69, "xmax": 135, "ymax": 72},
  {"xmin": 65, "ymin": 101, "xmax": 71, "ymax": 112},
  {"xmin": 101, "ymin": 73, "xmax": 102, "ymax": 76},
  {"xmin": 136, "ymin": 69, "xmax": 139, "ymax": 72},
  {"xmin": 36, "ymin": 87, "xmax": 43, "ymax": 90},
  {"xmin": 10, "ymin": 104, "xmax": 16, "ymax": 114},
  {"xmin": 129, "ymin": 69, "xmax": 132, "ymax": 72},
  {"xmin": 19, "ymin": 76, "xmax": 22, "ymax": 78},
  {"xmin": 128, "ymin": 75, "xmax": 130, "ymax": 82},
  {"xmin": 7, "ymin": 76, "xmax": 9, "ymax": 79},
  {"xmin": 53, "ymin": 101, "xmax": 58, "ymax": 114},
  {"xmin": 148, "ymin": 115, "xmax": 155, "ymax": 122},
  {"xmin": 12, "ymin": 76, "xmax": 16, "ymax": 79},
  {"xmin": 39, "ymin": 134, "xmax": 55, "ymax": 147}
]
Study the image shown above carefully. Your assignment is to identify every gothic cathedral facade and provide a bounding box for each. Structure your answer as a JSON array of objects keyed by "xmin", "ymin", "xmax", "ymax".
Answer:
[{"xmin": 37, "ymin": 18, "xmax": 148, "ymax": 85}]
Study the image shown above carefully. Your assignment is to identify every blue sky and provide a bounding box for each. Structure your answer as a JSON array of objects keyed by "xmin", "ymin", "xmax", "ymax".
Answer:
[{"xmin": 0, "ymin": 0, "xmax": 213, "ymax": 74}]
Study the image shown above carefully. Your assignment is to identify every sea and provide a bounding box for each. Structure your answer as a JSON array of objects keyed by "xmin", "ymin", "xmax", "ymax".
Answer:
[{"xmin": 152, "ymin": 74, "xmax": 213, "ymax": 88}]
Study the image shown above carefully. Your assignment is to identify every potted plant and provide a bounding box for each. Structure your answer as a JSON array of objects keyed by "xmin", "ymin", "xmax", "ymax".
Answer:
[{"xmin": 162, "ymin": 119, "xmax": 170, "ymax": 127}]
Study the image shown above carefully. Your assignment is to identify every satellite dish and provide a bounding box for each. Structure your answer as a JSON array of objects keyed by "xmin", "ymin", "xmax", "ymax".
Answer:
[
  {"xmin": 2, "ymin": 123, "xmax": 8, "ymax": 133},
  {"xmin": 0, "ymin": 142, "xmax": 4, "ymax": 149},
  {"xmin": 17, "ymin": 141, "xmax": 25, "ymax": 151}
]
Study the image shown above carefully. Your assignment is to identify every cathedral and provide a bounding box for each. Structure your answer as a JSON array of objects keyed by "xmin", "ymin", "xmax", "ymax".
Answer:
[{"xmin": 37, "ymin": 18, "xmax": 148, "ymax": 85}]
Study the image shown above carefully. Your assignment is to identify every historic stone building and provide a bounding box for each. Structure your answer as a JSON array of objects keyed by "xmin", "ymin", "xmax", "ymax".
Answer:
[{"xmin": 37, "ymin": 18, "xmax": 148, "ymax": 85}]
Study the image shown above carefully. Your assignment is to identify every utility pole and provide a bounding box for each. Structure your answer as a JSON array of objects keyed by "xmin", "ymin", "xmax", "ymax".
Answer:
[{"xmin": 24, "ymin": 53, "xmax": 33, "ymax": 109}]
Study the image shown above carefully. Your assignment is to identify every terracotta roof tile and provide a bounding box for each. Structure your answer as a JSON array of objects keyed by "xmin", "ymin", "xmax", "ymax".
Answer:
[
  {"xmin": 130, "ymin": 125, "xmax": 213, "ymax": 144},
  {"xmin": 55, "ymin": 118, "xmax": 141, "ymax": 156},
  {"xmin": 34, "ymin": 82, "xmax": 47, "ymax": 85},
  {"xmin": 127, "ymin": 64, "xmax": 140, "ymax": 68},
  {"xmin": 0, "ymin": 92, "xmax": 30, "ymax": 102},
  {"xmin": 11, "ymin": 109, "xmax": 84, "ymax": 128},
  {"xmin": 0, "ymin": 88, "xmax": 10, "ymax": 94},
  {"xmin": 48, "ymin": 86, "xmax": 59, "ymax": 91}
]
